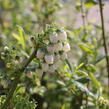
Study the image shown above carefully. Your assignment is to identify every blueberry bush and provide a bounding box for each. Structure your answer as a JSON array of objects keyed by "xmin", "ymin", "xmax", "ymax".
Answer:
[{"xmin": 0, "ymin": 0, "xmax": 109, "ymax": 109}]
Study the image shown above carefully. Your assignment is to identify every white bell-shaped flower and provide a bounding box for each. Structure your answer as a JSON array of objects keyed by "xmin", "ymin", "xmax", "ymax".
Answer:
[
  {"xmin": 54, "ymin": 60, "xmax": 63, "ymax": 69},
  {"xmin": 47, "ymin": 45, "xmax": 55, "ymax": 54},
  {"xmin": 54, "ymin": 54, "xmax": 60, "ymax": 62},
  {"xmin": 48, "ymin": 65, "xmax": 56, "ymax": 73},
  {"xmin": 36, "ymin": 49, "xmax": 45, "ymax": 59},
  {"xmin": 61, "ymin": 52, "xmax": 68, "ymax": 60},
  {"xmin": 54, "ymin": 42, "xmax": 63, "ymax": 52},
  {"xmin": 58, "ymin": 31, "xmax": 67, "ymax": 41},
  {"xmin": 42, "ymin": 63, "xmax": 49, "ymax": 72},
  {"xmin": 36, "ymin": 68, "xmax": 43, "ymax": 78},
  {"xmin": 63, "ymin": 42, "xmax": 70, "ymax": 52},
  {"xmin": 44, "ymin": 54, "xmax": 54, "ymax": 64},
  {"xmin": 50, "ymin": 33, "xmax": 59, "ymax": 43}
]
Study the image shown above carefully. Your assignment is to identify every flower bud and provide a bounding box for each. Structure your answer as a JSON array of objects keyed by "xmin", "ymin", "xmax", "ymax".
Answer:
[
  {"xmin": 63, "ymin": 42, "xmax": 70, "ymax": 52},
  {"xmin": 6, "ymin": 63, "xmax": 11, "ymax": 68},
  {"xmin": 4, "ymin": 46, "xmax": 9, "ymax": 51},
  {"xmin": 44, "ymin": 55, "xmax": 54, "ymax": 64},
  {"xmin": 15, "ymin": 55, "xmax": 20, "ymax": 60},
  {"xmin": 1, "ymin": 79, "xmax": 8, "ymax": 88},
  {"xmin": 43, "ymin": 40, "xmax": 49, "ymax": 45},
  {"xmin": 36, "ymin": 49, "xmax": 45, "ymax": 59}
]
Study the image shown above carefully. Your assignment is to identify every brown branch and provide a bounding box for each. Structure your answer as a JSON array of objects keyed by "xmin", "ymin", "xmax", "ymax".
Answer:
[{"xmin": 98, "ymin": 0, "xmax": 109, "ymax": 97}]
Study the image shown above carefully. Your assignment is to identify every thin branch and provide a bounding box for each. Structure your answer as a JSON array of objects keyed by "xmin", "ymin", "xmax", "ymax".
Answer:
[
  {"xmin": 65, "ymin": 59, "xmax": 73, "ymax": 72},
  {"xmin": 80, "ymin": 0, "xmax": 87, "ymax": 37},
  {"xmin": 1, "ymin": 47, "xmax": 38, "ymax": 109},
  {"xmin": 80, "ymin": 0, "xmax": 88, "ymax": 108},
  {"xmin": 98, "ymin": 0, "xmax": 109, "ymax": 97}
]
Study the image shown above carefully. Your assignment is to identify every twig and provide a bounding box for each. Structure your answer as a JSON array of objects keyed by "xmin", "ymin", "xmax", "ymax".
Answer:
[
  {"xmin": 98, "ymin": 0, "xmax": 109, "ymax": 97},
  {"xmin": 1, "ymin": 47, "xmax": 38, "ymax": 109},
  {"xmin": 80, "ymin": 0, "xmax": 89, "ymax": 107},
  {"xmin": 80, "ymin": 0, "xmax": 87, "ymax": 37},
  {"xmin": 65, "ymin": 59, "xmax": 72, "ymax": 72}
]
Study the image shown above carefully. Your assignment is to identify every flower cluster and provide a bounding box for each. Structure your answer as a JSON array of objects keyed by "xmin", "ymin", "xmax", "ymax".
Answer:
[
  {"xmin": 36, "ymin": 28, "xmax": 70, "ymax": 74},
  {"xmin": 98, "ymin": 97, "xmax": 109, "ymax": 107}
]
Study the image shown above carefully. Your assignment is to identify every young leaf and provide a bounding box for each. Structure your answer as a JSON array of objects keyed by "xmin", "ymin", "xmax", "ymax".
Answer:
[
  {"xmin": 79, "ymin": 43, "xmax": 95, "ymax": 56},
  {"xmin": 89, "ymin": 72, "xmax": 101, "ymax": 88},
  {"xmin": 72, "ymin": 80, "xmax": 95, "ymax": 98},
  {"xmin": 17, "ymin": 25, "xmax": 26, "ymax": 49},
  {"xmin": 94, "ymin": 55, "xmax": 106, "ymax": 65}
]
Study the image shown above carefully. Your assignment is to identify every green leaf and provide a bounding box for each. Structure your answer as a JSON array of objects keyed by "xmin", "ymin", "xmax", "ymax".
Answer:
[
  {"xmin": 76, "ymin": 70, "xmax": 88, "ymax": 77},
  {"xmin": 17, "ymin": 25, "xmax": 26, "ymax": 49},
  {"xmin": 12, "ymin": 33, "xmax": 20, "ymax": 41},
  {"xmin": 94, "ymin": 55, "xmax": 106, "ymax": 65},
  {"xmin": 65, "ymin": 59, "xmax": 72, "ymax": 71},
  {"xmin": 61, "ymin": 104, "xmax": 66, "ymax": 109},
  {"xmin": 72, "ymin": 80, "xmax": 95, "ymax": 98},
  {"xmin": 89, "ymin": 72, "xmax": 101, "ymax": 88},
  {"xmin": 85, "ymin": 0, "xmax": 96, "ymax": 4},
  {"xmin": 56, "ymin": 80, "xmax": 66, "ymax": 86},
  {"xmin": 79, "ymin": 43, "xmax": 95, "ymax": 56},
  {"xmin": 86, "ymin": 64, "xmax": 96, "ymax": 72},
  {"xmin": 85, "ymin": 3, "xmax": 95, "ymax": 8},
  {"xmin": 84, "ymin": 106, "xmax": 96, "ymax": 109},
  {"xmin": 75, "ymin": 63, "xmax": 84, "ymax": 73},
  {"xmin": 76, "ymin": 77, "xmax": 90, "ymax": 84}
]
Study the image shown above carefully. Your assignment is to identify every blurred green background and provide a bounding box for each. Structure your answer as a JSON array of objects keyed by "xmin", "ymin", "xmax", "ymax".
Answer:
[{"xmin": 0, "ymin": 0, "xmax": 109, "ymax": 109}]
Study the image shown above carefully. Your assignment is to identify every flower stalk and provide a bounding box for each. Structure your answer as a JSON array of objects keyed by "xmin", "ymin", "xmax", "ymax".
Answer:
[{"xmin": 98, "ymin": 0, "xmax": 109, "ymax": 97}]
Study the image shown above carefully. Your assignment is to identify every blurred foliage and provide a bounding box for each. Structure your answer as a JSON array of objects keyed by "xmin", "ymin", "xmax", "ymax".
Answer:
[{"xmin": 0, "ymin": 0, "xmax": 109, "ymax": 109}]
